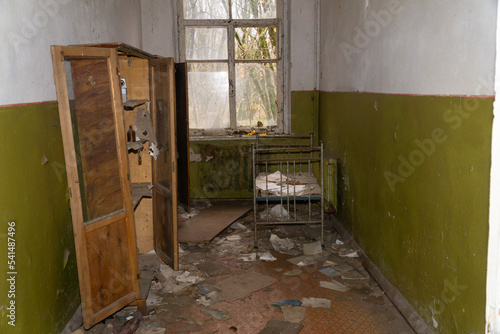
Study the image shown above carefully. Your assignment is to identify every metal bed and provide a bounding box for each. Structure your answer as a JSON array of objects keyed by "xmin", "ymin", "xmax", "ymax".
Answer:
[{"xmin": 252, "ymin": 134, "xmax": 324, "ymax": 247}]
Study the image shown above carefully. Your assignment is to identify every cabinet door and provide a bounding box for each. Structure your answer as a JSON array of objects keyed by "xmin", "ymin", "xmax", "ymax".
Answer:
[
  {"xmin": 150, "ymin": 58, "xmax": 179, "ymax": 270},
  {"xmin": 51, "ymin": 46, "xmax": 140, "ymax": 328}
]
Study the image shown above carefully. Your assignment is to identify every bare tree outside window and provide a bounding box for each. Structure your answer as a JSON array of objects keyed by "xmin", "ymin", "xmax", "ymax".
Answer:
[{"xmin": 178, "ymin": 0, "xmax": 285, "ymax": 134}]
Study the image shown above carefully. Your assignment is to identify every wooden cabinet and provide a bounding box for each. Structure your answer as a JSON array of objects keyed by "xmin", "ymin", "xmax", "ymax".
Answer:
[{"xmin": 51, "ymin": 43, "xmax": 178, "ymax": 329}]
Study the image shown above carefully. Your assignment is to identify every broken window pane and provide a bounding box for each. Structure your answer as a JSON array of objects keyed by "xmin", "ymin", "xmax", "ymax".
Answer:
[
  {"xmin": 188, "ymin": 63, "xmax": 230, "ymax": 129},
  {"xmin": 232, "ymin": 0, "xmax": 276, "ymax": 19},
  {"xmin": 186, "ymin": 27, "xmax": 228, "ymax": 60},
  {"xmin": 183, "ymin": 0, "xmax": 229, "ymax": 19},
  {"xmin": 235, "ymin": 26, "xmax": 277, "ymax": 60},
  {"xmin": 236, "ymin": 63, "xmax": 277, "ymax": 127}
]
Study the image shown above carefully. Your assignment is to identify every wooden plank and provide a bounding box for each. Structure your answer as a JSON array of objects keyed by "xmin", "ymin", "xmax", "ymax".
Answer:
[
  {"xmin": 119, "ymin": 57, "xmax": 149, "ymax": 100},
  {"xmin": 178, "ymin": 203, "xmax": 252, "ymax": 243},
  {"xmin": 131, "ymin": 183, "xmax": 152, "ymax": 209},
  {"xmin": 151, "ymin": 58, "xmax": 179, "ymax": 270},
  {"xmin": 85, "ymin": 219, "xmax": 134, "ymax": 311},
  {"xmin": 135, "ymin": 198, "xmax": 153, "ymax": 254},
  {"xmin": 78, "ymin": 43, "xmax": 157, "ymax": 59},
  {"xmin": 70, "ymin": 58, "xmax": 124, "ymax": 221}
]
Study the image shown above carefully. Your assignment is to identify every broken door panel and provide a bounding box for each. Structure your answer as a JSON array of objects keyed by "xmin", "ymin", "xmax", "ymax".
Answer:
[
  {"xmin": 51, "ymin": 45, "xmax": 140, "ymax": 329},
  {"xmin": 151, "ymin": 58, "xmax": 179, "ymax": 270}
]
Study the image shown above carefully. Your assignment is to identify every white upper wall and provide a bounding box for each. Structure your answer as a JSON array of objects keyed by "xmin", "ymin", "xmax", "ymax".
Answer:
[
  {"xmin": 290, "ymin": 0, "xmax": 317, "ymax": 91},
  {"xmin": 139, "ymin": 0, "xmax": 317, "ymax": 90},
  {"xmin": 320, "ymin": 0, "xmax": 497, "ymax": 96},
  {"xmin": 0, "ymin": 0, "xmax": 142, "ymax": 105},
  {"xmin": 141, "ymin": 0, "xmax": 176, "ymax": 58}
]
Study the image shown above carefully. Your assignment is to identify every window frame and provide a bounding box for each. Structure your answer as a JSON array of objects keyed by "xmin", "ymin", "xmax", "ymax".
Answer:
[{"xmin": 177, "ymin": 0, "xmax": 290, "ymax": 136}]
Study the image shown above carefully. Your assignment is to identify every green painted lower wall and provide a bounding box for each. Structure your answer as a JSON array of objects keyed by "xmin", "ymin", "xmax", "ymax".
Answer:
[
  {"xmin": 0, "ymin": 103, "xmax": 80, "ymax": 333},
  {"xmin": 318, "ymin": 91, "xmax": 492, "ymax": 333},
  {"xmin": 189, "ymin": 140, "xmax": 254, "ymax": 200},
  {"xmin": 189, "ymin": 136, "xmax": 312, "ymax": 200},
  {"xmin": 189, "ymin": 94, "xmax": 317, "ymax": 200},
  {"xmin": 291, "ymin": 90, "xmax": 318, "ymax": 137}
]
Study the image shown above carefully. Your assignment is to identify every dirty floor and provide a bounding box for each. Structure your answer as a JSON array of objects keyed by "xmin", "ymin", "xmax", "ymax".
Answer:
[{"xmin": 78, "ymin": 210, "xmax": 415, "ymax": 334}]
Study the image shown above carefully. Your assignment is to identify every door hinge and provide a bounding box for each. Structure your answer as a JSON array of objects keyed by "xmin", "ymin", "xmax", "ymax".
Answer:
[
  {"xmin": 172, "ymin": 162, "xmax": 175, "ymax": 173},
  {"xmin": 68, "ymin": 187, "xmax": 72, "ymax": 198}
]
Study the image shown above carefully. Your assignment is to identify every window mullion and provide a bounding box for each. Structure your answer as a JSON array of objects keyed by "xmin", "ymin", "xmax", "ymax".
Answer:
[{"xmin": 228, "ymin": 20, "xmax": 236, "ymax": 129}]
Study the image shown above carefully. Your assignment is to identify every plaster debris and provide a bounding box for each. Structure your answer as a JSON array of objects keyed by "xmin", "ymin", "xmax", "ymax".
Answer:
[
  {"xmin": 178, "ymin": 206, "xmax": 201, "ymax": 220},
  {"xmin": 283, "ymin": 269, "xmax": 302, "ymax": 276},
  {"xmin": 230, "ymin": 222, "xmax": 247, "ymax": 230},
  {"xmin": 280, "ymin": 305, "xmax": 306, "ymax": 324},
  {"xmin": 175, "ymin": 271, "xmax": 203, "ymax": 284},
  {"xmin": 239, "ymin": 252, "xmax": 258, "ymax": 262},
  {"xmin": 301, "ymin": 297, "xmax": 331, "ymax": 308},
  {"xmin": 203, "ymin": 308, "xmax": 230, "ymax": 321},
  {"xmin": 259, "ymin": 320, "xmax": 303, "ymax": 334},
  {"xmin": 189, "ymin": 147, "xmax": 202, "ymax": 162},
  {"xmin": 260, "ymin": 204, "xmax": 291, "ymax": 219},
  {"xmin": 272, "ymin": 299, "xmax": 302, "ymax": 307},
  {"xmin": 269, "ymin": 234, "xmax": 296, "ymax": 254},
  {"xmin": 259, "ymin": 252, "xmax": 277, "ymax": 261},
  {"xmin": 339, "ymin": 249, "xmax": 359, "ymax": 258},
  {"xmin": 197, "ymin": 290, "xmax": 224, "ymax": 307},
  {"xmin": 333, "ymin": 263, "xmax": 354, "ymax": 273},
  {"xmin": 322, "ymin": 260, "xmax": 336, "ymax": 267},
  {"xmin": 320, "ymin": 280, "xmax": 350, "ymax": 292},
  {"xmin": 319, "ymin": 267, "xmax": 341, "ymax": 278},
  {"xmin": 216, "ymin": 271, "xmax": 277, "ymax": 302},
  {"xmin": 226, "ymin": 235, "xmax": 241, "ymax": 241},
  {"xmin": 303, "ymin": 240, "xmax": 322, "ymax": 255},
  {"xmin": 341, "ymin": 270, "xmax": 369, "ymax": 280},
  {"xmin": 287, "ymin": 252, "xmax": 330, "ymax": 267}
]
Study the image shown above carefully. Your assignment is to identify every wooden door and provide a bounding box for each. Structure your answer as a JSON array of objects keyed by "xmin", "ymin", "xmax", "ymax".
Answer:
[
  {"xmin": 51, "ymin": 46, "xmax": 140, "ymax": 328},
  {"xmin": 150, "ymin": 58, "xmax": 179, "ymax": 270}
]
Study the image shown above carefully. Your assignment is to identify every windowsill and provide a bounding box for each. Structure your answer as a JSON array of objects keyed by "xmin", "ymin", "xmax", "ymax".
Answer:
[{"xmin": 189, "ymin": 132, "xmax": 310, "ymax": 142}]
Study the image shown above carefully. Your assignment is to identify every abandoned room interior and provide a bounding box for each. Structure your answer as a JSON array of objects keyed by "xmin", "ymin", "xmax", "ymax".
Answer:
[{"xmin": 1, "ymin": 0, "xmax": 500, "ymax": 333}]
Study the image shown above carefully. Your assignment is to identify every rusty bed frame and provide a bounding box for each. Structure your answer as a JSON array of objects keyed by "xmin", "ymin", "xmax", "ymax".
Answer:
[{"xmin": 252, "ymin": 134, "xmax": 324, "ymax": 247}]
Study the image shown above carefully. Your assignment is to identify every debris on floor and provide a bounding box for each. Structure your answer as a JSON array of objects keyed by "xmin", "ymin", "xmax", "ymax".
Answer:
[
  {"xmin": 75, "ymin": 208, "xmax": 416, "ymax": 334},
  {"xmin": 215, "ymin": 271, "xmax": 277, "ymax": 302},
  {"xmin": 301, "ymin": 297, "xmax": 332, "ymax": 308},
  {"xmin": 271, "ymin": 299, "xmax": 302, "ymax": 307},
  {"xmin": 302, "ymin": 240, "xmax": 322, "ymax": 255},
  {"xmin": 259, "ymin": 252, "xmax": 277, "ymax": 261},
  {"xmin": 269, "ymin": 233, "xmax": 297, "ymax": 255},
  {"xmin": 283, "ymin": 269, "xmax": 302, "ymax": 276},
  {"xmin": 319, "ymin": 280, "xmax": 350, "ymax": 292},
  {"xmin": 258, "ymin": 320, "xmax": 303, "ymax": 334},
  {"xmin": 319, "ymin": 266, "xmax": 341, "ymax": 278},
  {"xmin": 280, "ymin": 305, "xmax": 306, "ymax": 324},
  {"xmin": 202, "ymin": 308, "xmax": 230, "ymax": 321},
  {"xmin": 260, "ymin": 203, "xmax": 291, "ymax": 219}
]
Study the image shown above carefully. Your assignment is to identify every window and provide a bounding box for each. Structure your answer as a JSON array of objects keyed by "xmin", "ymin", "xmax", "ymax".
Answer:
[{"xmin": 177, "ymin": 0, "xmax": 288, "ymax": 135}]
